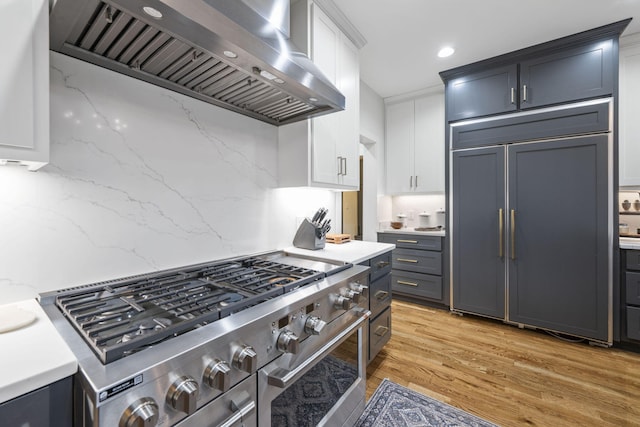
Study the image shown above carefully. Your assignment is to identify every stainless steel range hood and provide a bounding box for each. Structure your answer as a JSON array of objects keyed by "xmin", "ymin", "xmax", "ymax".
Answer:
[{"xmin": 49, "ymin": 0, "xmax": 345, "ymax": 125}]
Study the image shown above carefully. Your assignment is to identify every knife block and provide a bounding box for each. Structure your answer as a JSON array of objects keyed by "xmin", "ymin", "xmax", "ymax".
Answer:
[{"xmin": 292, "ymin": 218, "xmax": 325, "ymax": 250}]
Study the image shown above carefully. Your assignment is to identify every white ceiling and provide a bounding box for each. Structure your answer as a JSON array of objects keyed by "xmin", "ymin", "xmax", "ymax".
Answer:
[{"xmin": 334, "ymin": 0, "xmax": 640, "ymax": 99}]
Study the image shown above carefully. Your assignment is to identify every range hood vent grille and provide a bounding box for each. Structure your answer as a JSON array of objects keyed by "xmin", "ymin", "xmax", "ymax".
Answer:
[{"xmin": 50, "ymin": 1, "xmax": 342, "ymax": 125}]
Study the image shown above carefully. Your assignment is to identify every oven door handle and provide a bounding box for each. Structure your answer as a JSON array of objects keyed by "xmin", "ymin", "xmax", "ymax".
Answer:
[
  {"xmin": 219, "ymin": 392, "xmax": 256, "ymax": 427},
  {"xmin": 267, "ymin": 311, "xmax": 370, "ymax": 388}
]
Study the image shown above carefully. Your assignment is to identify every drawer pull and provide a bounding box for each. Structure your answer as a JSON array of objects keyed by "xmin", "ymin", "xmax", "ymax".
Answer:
[
  {"xmin": 374, "ymin": 326, "xmax": 389, "ymax": 337},
  {"xmin": 397, "ymin": 258, "xmax": 418, "ymax": 263},
  {"xmin": 376, "ymin": 261, "xmax": 390, "ymax": 268},
  {"xmin": 397, "ymin": 239, "xmax": 418, "ymax": 243},
  {"xmin": 397, "ymin": 280, "xmax": 418, "ymax": 287},
  {"xmin": 375, "ymin": 290, "xmax": 389, "ymax": 300}
]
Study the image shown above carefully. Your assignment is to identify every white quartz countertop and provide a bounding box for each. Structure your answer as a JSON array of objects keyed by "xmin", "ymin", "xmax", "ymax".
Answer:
[
  {"xmin": 378, "ymin": 228, "xmax": 446, "ymax": 237},
  {"xmin": 285, "ymin": 240, "xmax": 395, "ymax": 265},
  {"xmin": 620, "ymin": 237, "xmax": 640, "ymax": 250},
  {"xmin": 0, "ymin": 299, "xmax": 77, "ymax": 404}
]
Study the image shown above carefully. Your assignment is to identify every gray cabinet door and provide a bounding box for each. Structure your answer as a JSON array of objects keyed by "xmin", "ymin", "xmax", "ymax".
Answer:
[
  {"xmin": 507, "ymin": 135, "xmax": 609, "ymax": 341},
  {"xmin": 519, "ymin": 40, "xmax": 613, "ymax": 110},
  {"xmin": 452, "ymin": 147, "xmax": 506, "ymax": 319},
  {"xmin": 446, "ymin": 65, "xmax": 518, "ymax": 121}
]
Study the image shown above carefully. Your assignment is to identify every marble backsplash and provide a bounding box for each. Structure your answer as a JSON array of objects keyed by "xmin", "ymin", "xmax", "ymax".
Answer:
[{"xmin": 0, "ymin": 53, "xmax": 336, "ymax": 305}]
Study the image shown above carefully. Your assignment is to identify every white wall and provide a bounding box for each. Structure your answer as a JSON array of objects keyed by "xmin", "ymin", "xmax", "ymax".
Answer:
[
  {"xmin": 0, "ymin": 53, "xmax": 336, "ymax": 305},
  {"xmin": 359, "ymin": 81, "xmax": 385, "ymax": 241}
]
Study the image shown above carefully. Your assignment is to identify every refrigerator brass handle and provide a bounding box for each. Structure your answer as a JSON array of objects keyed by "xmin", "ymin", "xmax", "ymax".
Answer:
[
  {"xmin": 397, "ymin": 239, "xmax": 418, "ymax": 243},
  {"xmin": 499, "ymin": 208, "xmax": 504, "ymax": 258},
  {"xmin": 375, "ymin": 326, "xmax": 389, "ymax": 337},
  {"xmin": 522, "ymin": 85, "xmax": 527, "ymax": 103},
  {"xmin": 397, "ymin": 280, "xmax": 418, "ymax": 287},
  {"xmin": 510, "ymin": 87, "xmax": 515, "ymax": 104},
  {"xmin": 397, "ymin": 258, "xmax": 418, "ymax": 263},
  {"xmin": 510, "ymin": 209, "xmax": 516, "ymax": 260}
]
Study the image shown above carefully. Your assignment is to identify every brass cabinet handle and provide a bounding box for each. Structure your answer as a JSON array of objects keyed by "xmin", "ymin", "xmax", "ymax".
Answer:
[
  {"xmin": 499, "ymin": 208, "xmax": 504, "ymax": 258},
  {"xmin": 375, "ymin": 290, "xmax": 389, "ymax": 300},
  {"xmin": 397, "ymin": 258, "xmax": 418, "ymax": 263},
  {"xmin": 375, "ymin": 326, "xmax": 389, "ymax": 337},
  {"xmin": 510, "ymin": 209, "xmax": 516, "ymax": 260},
  {"xmin": 396, "ymin": 239, "xmax": 418, "ymax": 243},
  {"xmin": 397, "ymin": 280, "xmax": 418, "ymax": 287}
]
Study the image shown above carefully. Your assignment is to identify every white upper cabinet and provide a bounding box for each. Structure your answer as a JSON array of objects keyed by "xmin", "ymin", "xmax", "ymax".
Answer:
[
  {"xmin": 385, "ymin": 91, "xmax": 445, "ymax": 194},
  {"xmin": 278, "ymin": 1, "xmax": 360, "ymax": 189},
  {"xmin": 620, "ymin": 36, "xmax": 640, "ymax": 186},
  {"xmin": 0, "ymin": 0, "xmax": 49, "ymax": 170}
]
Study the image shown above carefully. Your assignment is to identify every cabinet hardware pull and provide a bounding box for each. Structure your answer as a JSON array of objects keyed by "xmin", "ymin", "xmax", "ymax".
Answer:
[
  {"xmin": 522, "ymin": 85, "xmax": 528, "ymax": 103},
  {"xmin": 498, "ymin": 208, "xmax": 504, "ymax": 258},
  {"xmin": 376, "ymin": 261, "xmax": 390, "ymax": 268},
  {"xmin": 511, "ymin": 209, "xmax": 516, "ymax": 260},
  {"xmin": 397, "ymin": 258, "xmax": 418, "ymax": 263},
  {"xmin": 415, "ymin": 175, "xmax": 418, "ymax": 187},
  {"xmin": 510, "ymin": 87, "xmax": 515, "ymax": 104},
  {"xmin": 397, "ymin": 280, "xmax": 418, "ymax": 287},
  {"xmin": 397, "ymin": 239, "xmax": 418, "ymax": 243},
  {"xmin": 375, "ymin": 326, "xmax": 389, "ymax": 337},
  {"xmin": 342, "ymin": 157, "xmax": 347, "ymax": 176},
  {"xmin": 409, "ymin": 176, "xmax": 413, "ymax": 188},
  {"xmin": 337, "ymin": 156, "xmax": 343, "ymax": 175},
  {"xmin": 375, "ymin": 291, "xmax": 389, "ymax": 300}
]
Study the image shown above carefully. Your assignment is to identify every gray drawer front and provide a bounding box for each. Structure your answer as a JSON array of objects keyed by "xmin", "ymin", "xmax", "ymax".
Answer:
[
  {"xmin": 369, "ymin": 307, "xmax": 391, "ymax": 360},
  {"xmin": 451, "ymin": 101, "xmax": 610, "ymax": 150},
  {"xmin": 370, "ymin": 274, "xmax": 391, "ymax": 318},
  {"xmin": 627, "ymin": 306, "xmax": 640, "ymax": 341},
  {"xmin": 392, "ymin": 248, "xmax": 442, "ymax": 275},
  {"xmin": 391, "ymin": 271, "xmax": 443, "ymax": 300},
  {"xmin": 627, "ymin": 250, "xmax": 640, "ymax": 271},
  {"xmin": 370, "ymin": 251, "xmax": 392, "ymax": 281},
  {"xmin": 379, "ymin": 233, "xmax": 442, "ymax": 251},
  {"xmin": 626, "ymin": 272, "xmax": 640, "ymax": 305}
]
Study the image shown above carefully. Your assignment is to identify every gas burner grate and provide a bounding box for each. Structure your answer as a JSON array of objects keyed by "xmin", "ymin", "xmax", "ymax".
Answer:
[{"xmin": 54, "ymin": 255, "xmax": 326, "ymax": 364}]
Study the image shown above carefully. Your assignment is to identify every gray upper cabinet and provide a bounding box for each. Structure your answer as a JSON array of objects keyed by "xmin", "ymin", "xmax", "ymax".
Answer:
[
  {"xmin": 446, "ymin": 65, "xmax": 518, "ymax": 122},
  {"xmin": 444, "ymin": 36, "xmax": 617, "ymax": 122}
]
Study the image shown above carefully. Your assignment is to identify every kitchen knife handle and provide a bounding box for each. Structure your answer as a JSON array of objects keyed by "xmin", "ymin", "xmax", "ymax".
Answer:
[
  {"xmin": 522, "ymin": 85, "xmax": 528, "ymax": 103},
  {"xmin": 510, "ymin": 209, "xmax": 516, "ymax": 260},
  {"xmin": 498, "ymin": 208, "xmax": 504, "ymax": 258},
  {"xmin": 510, "ymin": 87, "xmax": 515, "ymax": 104}
]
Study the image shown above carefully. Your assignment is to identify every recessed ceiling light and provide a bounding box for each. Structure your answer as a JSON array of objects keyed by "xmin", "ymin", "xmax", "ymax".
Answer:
[
  {"xmin": 223, "ymin": 50, "xmax": 238, "ymax": 58},
  {"xmin": 142, "ymin": 6, "xmax": 163, "ymax": 19},
  {"xmin": 438, "ymin": 47, "xmax": 455, "ymax": 58}
]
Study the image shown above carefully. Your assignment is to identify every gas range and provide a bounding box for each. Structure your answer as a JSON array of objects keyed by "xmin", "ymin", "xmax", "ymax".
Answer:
[{"xmin": 39, "ymin": 250, "xmax": 370, "ymax": 426}]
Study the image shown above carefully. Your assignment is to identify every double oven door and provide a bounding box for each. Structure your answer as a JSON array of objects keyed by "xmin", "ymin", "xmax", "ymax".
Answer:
[{"xmin": 258, "ymin": 310, "xmax": 368, "ymax": 427}]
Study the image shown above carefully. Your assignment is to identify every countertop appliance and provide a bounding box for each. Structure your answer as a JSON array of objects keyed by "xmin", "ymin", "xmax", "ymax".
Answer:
[
  {"xmin": 39, "ymin": 250, "xmax": 370, "ymax": 426},
  {"xmin": 48, "ymin": 0, "xmax": 345, "ymax": 126}
]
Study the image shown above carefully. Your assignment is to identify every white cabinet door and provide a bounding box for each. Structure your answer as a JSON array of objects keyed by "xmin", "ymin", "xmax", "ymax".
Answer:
[
  {"xmin": 0, "ymin": 0, "xmax": 49, "ymax": 170},
  {"xmin": 620, "ymin": 41, "xmax": 640, "ymax": 186},
  {"xmin": 385, "ymin": 100, "xmax": 414, "ymax": 193},
  {"xmin": 414, "ymin": 93, "xmax": 445, "ymax": 192},
  {"xmin": 336, "ymin": 34, "xmax": 360, "ymax": 188}
]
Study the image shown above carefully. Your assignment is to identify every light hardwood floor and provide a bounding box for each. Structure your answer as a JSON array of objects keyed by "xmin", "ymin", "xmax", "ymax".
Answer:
[{"xmin": 366, "ymin": 300, "xmax": 640, "ymax": 426}]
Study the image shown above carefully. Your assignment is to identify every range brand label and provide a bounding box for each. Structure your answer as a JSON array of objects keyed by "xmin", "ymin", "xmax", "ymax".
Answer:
[{"xmin": 99, "ymin": 374, "xmax": 143, "ymax": 402}]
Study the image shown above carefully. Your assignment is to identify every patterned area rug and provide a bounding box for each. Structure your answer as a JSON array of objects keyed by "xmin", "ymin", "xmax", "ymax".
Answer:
[{"xmin": 355, "ymin": 379, "xmax": 499, "ymax": 427}]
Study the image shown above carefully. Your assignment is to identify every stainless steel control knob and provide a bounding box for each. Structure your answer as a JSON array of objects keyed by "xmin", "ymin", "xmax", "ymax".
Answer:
[
  {"xmin": 342, "ymin": 288, "xmax": 361, "ymax": 303},
  {"xmin": 333, "ymin": 294, "xmax": 352, "ymax": 310},
  {"xmin": 166, "ymin": 376, "xmax": 199, "ymax": 415},
  {"xmin": 276, "ymin": 329, "xmax": 300, "ymax": 354},
  {"xmin": 350, "ymin": 282, "xmax": 369, "ymax": 298},
  {"xmin": 304, "ymin": 316, "xmax": 327, "ymax": 335},
  {"xmin": 233, "ymin": 345, "xmax": 258, "ymax": 374},
  {"xmin": 204, "ymin": 359, "xmax": 231, "ymax": 392},
  {"xmin": 120, "ymin": 397, "xmax": 159, "ymax": 427}
]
